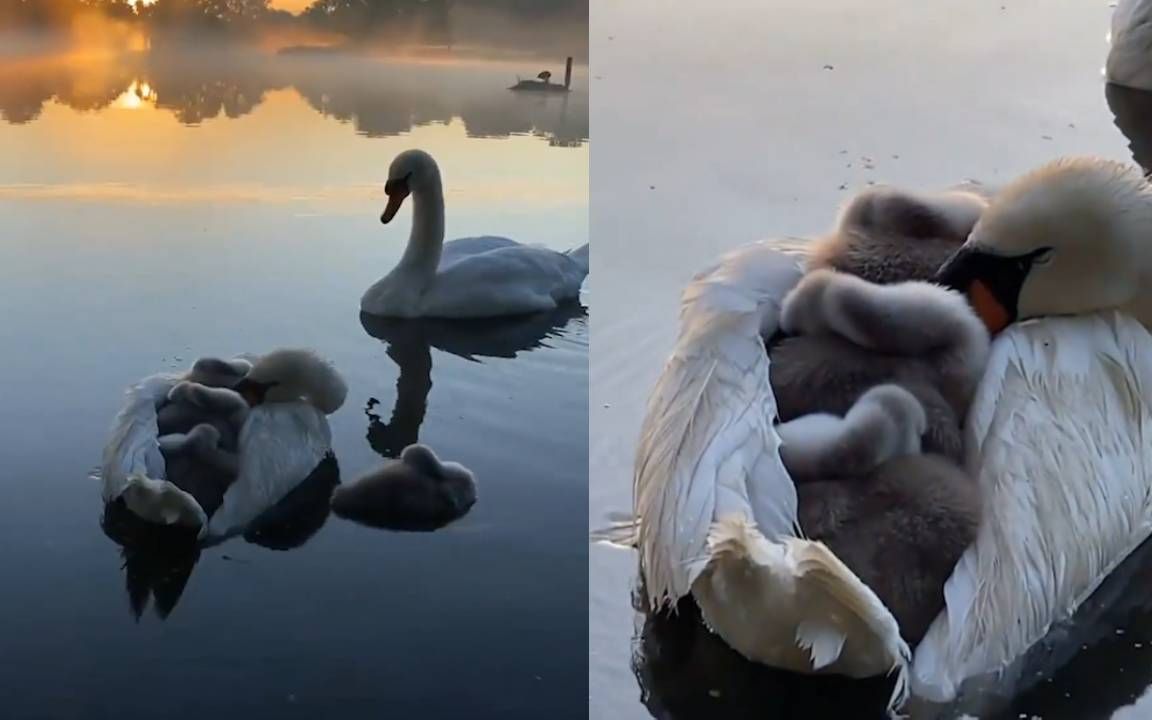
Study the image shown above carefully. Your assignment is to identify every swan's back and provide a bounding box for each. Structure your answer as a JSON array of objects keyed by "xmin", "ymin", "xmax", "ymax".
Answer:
[
  {"xmin": 426, "ymin": 238, "xmax": 588, "ymax": 318},
  {"xmin": 912, "ymin": 311, "xmax": 1152, "ymax": 701}
]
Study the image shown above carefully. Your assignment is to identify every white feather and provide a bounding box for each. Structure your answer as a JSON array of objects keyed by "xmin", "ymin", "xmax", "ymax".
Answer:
[
  {"xmin": 99, "ymin": 372, "xmax": 208, "ymax": 534},
  {"xmin": 632, "ymin": 239, "xmax": 911, "ymax": 708},
  {"xmin": 205, "ymin": 402, "xmax": 332, "ymax": 539},
  {"xmin": 912, "ymin": 311, "xmax": 1152, "ymax": 701},
  {"xmin": 694, "ymin": 516, "xmax": 910, "ymax": 712},
  {"xmin": 634, "ymin": 240, "xmax": 805, "ymax": 606}
]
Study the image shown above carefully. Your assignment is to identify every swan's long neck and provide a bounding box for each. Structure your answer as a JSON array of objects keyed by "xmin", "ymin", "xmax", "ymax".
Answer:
[{"xmin": 396, "ymin": 180, "xmax": 445, "ymax": 285}]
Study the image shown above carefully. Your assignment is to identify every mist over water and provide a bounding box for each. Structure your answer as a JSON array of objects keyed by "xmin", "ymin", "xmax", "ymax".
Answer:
[{"xmin": 0, "ymin": 4, "xmax": 588, "ymax": 718}]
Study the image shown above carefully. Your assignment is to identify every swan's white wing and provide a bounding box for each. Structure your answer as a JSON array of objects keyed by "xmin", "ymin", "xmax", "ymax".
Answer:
[
  {"xmin": 99, "ymin": 373, "xmax": 208, "ymax": 531},
  {"xmin": 913, "ymin": 311, "xmax": 1152, "ymax": 701},
  {"xmin": 440, "ymin": 235, "xmax": 521, "ymax": 263},
  {"xmin": 634, "ymin": 240, "xmax": 806, "ymax": 607},
  {"xmin": 100, "ymin": 373, "xmax": 177, "ymax": 500},
  {"xmin": 426, "ymin": 244, "xmax": 588, "ymax": 318},
  {"xmin": 205, "ymin": 402, "xmax": 332, "ymax": 539}
]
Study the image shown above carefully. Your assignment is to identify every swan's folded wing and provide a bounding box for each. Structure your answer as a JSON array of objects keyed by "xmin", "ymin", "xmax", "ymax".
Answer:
[
  {"xmin": 634, "ymin": 240, "xmax": 807, "ymax": 607},
  {"xmin": 206, "ymin": 402, "xmax": 333, "ymax": 539},
  {"xmin": 912, "ymin": 311, "xmax": 1152, "ymax": 701},
  {"xmin": 100, "ymin": 373, "xmax": 180, "ymax": 502}
]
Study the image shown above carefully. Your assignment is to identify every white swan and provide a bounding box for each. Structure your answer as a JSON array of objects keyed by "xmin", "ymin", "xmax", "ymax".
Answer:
[
  {"xmin": 1107, "ymin": 0, "xmax": 1152, "ymax": 92},
  {"xmin": 100, "ymin": 348, "xmax": 348, "ymax": 540},
  {"xmin": 628, "ymin": 155, "xmax": 1152, "ymax": 714},
  {"xmin": 360, "ymin": 149, "xmax": 589, "ymax": 319}
]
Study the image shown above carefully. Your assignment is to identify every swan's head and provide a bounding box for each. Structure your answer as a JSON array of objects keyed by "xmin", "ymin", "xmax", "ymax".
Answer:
[
  {"xmin": 232, "ymin": 348, "xmax": 348, "ymax": 415},
  {"xmin": 381, "ymin": 149, "xmax": 441, "ymax": 224},
  {"xmin": 935, "ymin": 156, "xmax": 1152, "ymax": 334}
]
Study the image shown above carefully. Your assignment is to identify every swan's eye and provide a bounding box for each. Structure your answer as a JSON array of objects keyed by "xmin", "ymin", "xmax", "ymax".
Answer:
[{"xmin": 1031, "ymin": 247, "xmax": 1054, "ymax": 266}]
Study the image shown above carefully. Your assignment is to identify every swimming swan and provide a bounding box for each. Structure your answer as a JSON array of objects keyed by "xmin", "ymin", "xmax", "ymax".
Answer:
[
  {"xmin": 100, "ymin": 348, "xmax": 348, "ymax": 539},
  {"xmin": 332, "ymin": 443, "xmax": 477, "ymax": 531},
  {"xmin": 360, "ymin": 149, "xmax": 589, "ymax": 319}
]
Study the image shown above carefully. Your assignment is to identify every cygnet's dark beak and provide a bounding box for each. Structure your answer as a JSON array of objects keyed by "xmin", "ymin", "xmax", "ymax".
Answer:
[
  {"xmin": 933, "ymin": 245, "xmax": 1051, "ymax": 335},
  {"xmin": 234, "ymin": 378, "xmax": 275, "ymax": 407},
  {"xmin": 381, "ymin": 175, "xmax": 411, "ymax": 224}
]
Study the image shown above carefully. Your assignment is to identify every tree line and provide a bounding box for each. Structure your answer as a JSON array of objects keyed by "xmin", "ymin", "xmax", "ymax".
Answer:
[{"xmin": 0, "ymin": 0, "xmax": 583, "ymax": 34}]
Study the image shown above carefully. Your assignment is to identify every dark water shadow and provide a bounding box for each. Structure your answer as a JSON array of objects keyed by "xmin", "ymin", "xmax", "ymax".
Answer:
[
  {"xmin": 630, "ymin": 531, "xmax": 1152, "ymax": 720},
  {"xmin": 358, "ymin": 301, "xmax": 587, "ymax": 459},
  {"xmin": 1106, "ymin": 82, "xmax": 1152, "ymax": 177},
  {"xmin": 100, "ymin": 454, "xmax": 341, "ymax": 620}
]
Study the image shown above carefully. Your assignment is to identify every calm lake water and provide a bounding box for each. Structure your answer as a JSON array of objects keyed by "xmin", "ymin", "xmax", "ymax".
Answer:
[
  {"xmin": 589, "ymin": 1, "xmax": 1152, "ymax": 718},
  {"xmin": 0, "ymin": 41, "xmax": 588, "ymax": 719}
]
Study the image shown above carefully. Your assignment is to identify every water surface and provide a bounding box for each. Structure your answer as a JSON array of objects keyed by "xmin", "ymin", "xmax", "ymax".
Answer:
[
  {"xmin": 0, "ymin": 42, "xmax": 588, "ymax": 719},
  {"xmin": 589, "ymin": 1, "xmax": 1152, "ymax": 717}
]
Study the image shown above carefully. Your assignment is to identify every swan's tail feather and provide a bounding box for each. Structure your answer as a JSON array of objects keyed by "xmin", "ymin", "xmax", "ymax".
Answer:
[
  {"xmin": 565, "ymin": 243, "xmax": 590, "ymax": 273},
  {"xmin": 792, "ymin": 540, "xmax": 912, "ymax": 713},
  {"xmin": 118, "ymin": 473, "xmax": 209, "ymax": 534},
  {"xmin": 699, "ymin": 516, "xmax": 910, "ymax": 715}
]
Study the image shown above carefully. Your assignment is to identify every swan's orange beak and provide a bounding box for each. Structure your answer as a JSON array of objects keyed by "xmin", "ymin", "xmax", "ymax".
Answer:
[
  {"xmin": 967, "ymin": 280, "xmax": 1011, "ymax": 335},
  {"xmin": 934, "ymin": 245, "xmax": 1050, "ymax": 336},
  {"xmin": 381, "ymin": 177, "xmax": 410, "ymax": 224}
]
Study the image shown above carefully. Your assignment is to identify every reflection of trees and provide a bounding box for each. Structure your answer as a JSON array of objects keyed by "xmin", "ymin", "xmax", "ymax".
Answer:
[
  {"xmin": 142, "ymin": 49, "xmax": 286, "ymax": 124},
  {"xmin": 0, "ymin": 48, "xmax": 588, "ymax": 145}
]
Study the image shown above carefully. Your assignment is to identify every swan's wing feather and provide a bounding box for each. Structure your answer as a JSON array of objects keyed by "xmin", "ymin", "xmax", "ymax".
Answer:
[
  {"xmin": 206, "ymin": 403, "xmax": 332, "ymax": 539},
  {"xmin": 100, "ymin": 373, "xmax": 180, "ymax": 500},
  {"xmin": 912, "ymin": 312, "xmax": 1152, "ymax": 702},
  {"xmin": 425, "ymin": 245, "xmax": 587, "ymax": 317},
  {"xmin": 634, "ymin": 240, "xmax": 806, "ymax": 607},
  {"xmin": 440, "ymin": 235, "xmax": 520, "ymax": 263}
]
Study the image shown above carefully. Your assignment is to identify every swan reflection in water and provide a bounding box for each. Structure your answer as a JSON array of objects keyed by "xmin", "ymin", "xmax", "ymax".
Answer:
[
  {"xmin": 100, "ymin": 456, "xmax": 340, "ymax": 621},
  {"xmin": 631, "ymin": 532, "xmax": 1152, "ymax": 720},
  {"xmin": 358, "ymin": 300, "xmax": 588, "ymax": 460}
]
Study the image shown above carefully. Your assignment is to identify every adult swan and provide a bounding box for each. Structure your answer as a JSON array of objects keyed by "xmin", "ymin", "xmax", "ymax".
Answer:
[
  {"xmin": 628, "ymin": 156, "xmax": 1152, "ymax": 715},
  {"xmin": 360, "ymin": 149, "xmax": 589, "ymax": 319}
]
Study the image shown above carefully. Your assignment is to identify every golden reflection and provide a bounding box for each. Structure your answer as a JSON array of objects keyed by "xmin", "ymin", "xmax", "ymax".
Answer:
[{"xmin": 114, "ymin": 80, "xmax": 156, "ymax": 110}]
